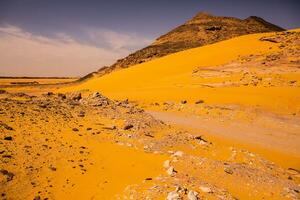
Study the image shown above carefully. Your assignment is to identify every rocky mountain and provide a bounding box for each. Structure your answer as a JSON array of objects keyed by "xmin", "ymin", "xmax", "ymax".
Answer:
[{"xmin": 81, "ymin": 12, "xmax": 284, "ymax": 80}]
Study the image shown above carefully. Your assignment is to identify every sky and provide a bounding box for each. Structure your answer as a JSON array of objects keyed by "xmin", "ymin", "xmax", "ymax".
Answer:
[{"xmin": 0, "ymin": 0, "xmax": 299, "ymax": 77}]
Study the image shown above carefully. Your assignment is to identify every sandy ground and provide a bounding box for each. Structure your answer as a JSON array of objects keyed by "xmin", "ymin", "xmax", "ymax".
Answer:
[
  {"xmin": 1, "ymin": 30, "xmax": 300, "ymax": 199},
  {"xmin": 1, "ymin": 91, "xmax": 299, "ymax": 200},
  {"xmin": 148, "ymin": 110, "xmax": 300, "ymax": 168}
]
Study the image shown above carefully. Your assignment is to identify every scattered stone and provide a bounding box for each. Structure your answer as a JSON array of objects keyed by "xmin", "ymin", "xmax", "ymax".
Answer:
[
  {"xmin": 72, "ymin": 128, "xmax": 79, "ymax": 132},
  {"xmin": 260, "ymin": 37, "xmax": 279, "ymax": 43},
  {"xmin": 144, "ymin": 133, "xmax": 154, "ymax": 138},
  {"xmin": 123, "ymin": 123, "xmax": 134, "ymax": 130},
  {"xmin": 39, "ymin": 103, "xmax": 48, "ymax": 109},
  {"xmin": 103, "ymin": 125, "xmax": 116, "ymax": 130},
  {"xmin": 69, "ymin": 92, "xmax": 82, "ymax": 101},
  {"xmin": 166, "ymin": 191, "xmax": 180, "ymax": 200},
  {"xmin": 58, "ymin": 93, "xmax": 66, "ymax": 100},
  {"xmin": 206, "ymin": 26, "xmax": 221, "ymax": 31},
  {"xmin": 181, "ymin": 100, "xmax": 187, "ymax": 104},
  {"xmin": 0, "ymin": 123, "xmax": 14, "ymax": 130},
  {"xmin": 199, "ymin": 185, "xmax": 213, "ymax": 193},
  {"xmin": 46, "ymin": 92, "xmax": 54, "ymax": 96},
  {"xmin": 49, "ymin": 166, "xmax": 57, "ymax": 171},
  {"xmin": 33, "ymin": 195, "xmax": 41, "ymax": 200},
  {"xmin": 0, "ymin": 89, "xmax": 6, "ymax": 94},
  {"xmin": 173, "ymin": 151, "xmax": 183, "ymax": 157},
  {"xmin": 187, "ymin": 190, "xmax": 199, "ymax": 200},
  {"xmin": 195, "ymin": 100, "xmax": 204, "ymax": 104},
  {"xmin": 0, "ymin": 169, "xmax": 14, "ymax": 182},
  {"xmin": 92, "ymin": 92, "xmax": 101, "ymax": 98},
  {"xmin": 163, "ymin": 160, "xmax": 170, "ymax": 169},
  {"xmin": 167, "ymin": 166, "xmax": 177, "ymax": 176},
  {"xmin": 78, "ymin": 111, "xmax": 85, "ymax": 117},
  {"xmin": 4, "ymin": 136, "xmax": 13, "ymax": 141},
  {"xmin": 224, "ymin": 167, "xmax": 234, "ymax": 174},
  {"xmin": 194, "ymin": 136, "xmax": 209, "ymax": 144}
]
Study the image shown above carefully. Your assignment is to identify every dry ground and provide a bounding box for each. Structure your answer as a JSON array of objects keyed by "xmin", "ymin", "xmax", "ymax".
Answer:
[{"xmin": 1, "ymin": 30, "xmax": 300, "ymax": 199}]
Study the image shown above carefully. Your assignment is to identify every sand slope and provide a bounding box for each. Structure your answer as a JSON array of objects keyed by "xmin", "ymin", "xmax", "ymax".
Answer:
[{"xmin": 64, "ymin": 29, "xmax": 300, "ymax": 114}]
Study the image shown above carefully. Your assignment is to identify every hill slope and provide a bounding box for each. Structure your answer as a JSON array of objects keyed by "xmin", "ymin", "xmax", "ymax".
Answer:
[
  {"xmin": 63, "ymin": 29, "xmax": 300, "ymax": 114},
  {"xmin": 89, "ymin": 12, "xmax": 284, "ymax": 78}
]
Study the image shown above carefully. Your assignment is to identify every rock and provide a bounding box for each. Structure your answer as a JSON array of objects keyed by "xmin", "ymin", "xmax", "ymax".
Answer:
[
  {"xmin": 69, "ymin": 92, "xmax": 82, "ymax": 101},
  {"xmin": 58, "ymin": 93, "xmax": 66, "ymax": 100},
  {"xmin": 49, "ymin": 166, "xmax": 57, "ymax": 171},
  {"xmin": 167, "ymin": 166, "xmax": 177, "ymax": 176},
  {"xmin": 4, "ymin": 136, "xmax": 13, "ymax": 141},
  {"xmin": 199, "ymin": 186, "xmax": 213, "ymax": 193},
  {"xmin": 144, "ymin": 132, "xmax": 154, "ymax": 138},
  {"xmin": 194, "ymin": 136, "xmax": 209, "ymax": 144},
  {"xmin": 206, "ymin": 26, "xmax": 221, "ymax": 31},
  {"xmin": 78, "ymin": 111, "xmax": 85, "ymax": 117},
  {"xmin": 163, "ymin": 160, "xmax": 170, "ymax": 169},
  {"xmin": 0, "ymin": 169, "xmax": 14, "ymax": 182},
  {"xmin": 259, "ymin": 37, "xmax": 279, "ymax": 43},
  {"xmin": 187, "ymin": 190, "xmax": 199, "ymax": 200},
  {"xmin": 72, "ymin": 128, "xmax": 79, "ymax": 132},
  {"xmin": 92, "ymin": 92, "xmax": 101, "ymax": 98},
  {"xmin": 195, "ymin": 100, "xmax": 204, "ymax": 104},
  {"xmin": 46, "ymin": 92, "xmax": 54, "ymax": 96},
  {"xmin": 181, "ymin": 100, "xmax": 187, "ymax": 104},
  {"xmin": 166, "ymin": 191, "xmax": 180, "ymax": 200},
  {"xmin": 33, "ymin": 196, "xmax": 41, "ymax": 200},
  {"xmin": 103, "ymin": 125, "xmax": 116, "ymax": 130},
  {"xmin": 123, "ymin": 123, "xmax": 134, "ymax": 130},
  {"xmin": 173, "ymin": 151, "xmax": 183, "ymax": 157},
  {"xmin": 0, "ymin": 89, "xmax": 6, "ymax": 94},
  {"xmin": 0, "ymin": 123, "xmax": 14, "ymax": 130},
  {"xmin": 224, "ymin": 167, "xmax": 233, "ymax": 174},
  {"xmin": 39, "ymin": 103, "xmax": 49, "ymax": 109}
]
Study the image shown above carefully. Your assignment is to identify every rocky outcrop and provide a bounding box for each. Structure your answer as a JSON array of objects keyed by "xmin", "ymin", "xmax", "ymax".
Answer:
[{"xmin": 80, "ymin": 12, "xmax": 284, "ymax": 81}]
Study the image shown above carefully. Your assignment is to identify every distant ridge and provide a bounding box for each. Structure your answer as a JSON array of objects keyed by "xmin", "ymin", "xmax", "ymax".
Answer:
[{"xmin": 80, "ymin": 12, "xmax": 285, "ymax": 81}]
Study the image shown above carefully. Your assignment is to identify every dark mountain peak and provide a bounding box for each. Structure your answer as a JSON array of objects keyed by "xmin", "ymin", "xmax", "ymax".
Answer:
[
  {"xmin": 245, "ymin": 16, "xmax": 265, "ymax": 21},
  {"xmin": 244, "ymin": 16, "xmax": 285, "ymax": 31},
  {"xmin": 81, "ymin": 12, "xmax": 285, "ymax": 81},
  {"xmin": 192, "ymin": 11, "xmax": 214, "ymax": 19}
]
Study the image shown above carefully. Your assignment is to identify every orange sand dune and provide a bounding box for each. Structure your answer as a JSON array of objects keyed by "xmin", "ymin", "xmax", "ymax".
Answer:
[{"xmin": 62, "ymin": 29, "xmax": 300, "ymax": 114}]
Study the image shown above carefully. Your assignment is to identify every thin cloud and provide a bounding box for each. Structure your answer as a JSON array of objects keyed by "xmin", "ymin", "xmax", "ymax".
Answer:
[
  {"xmin": 0, "ymin": 25, "xmax": 151, "ymax": 77},
  {"xmin": 84, "ymin": 27, "xmax": 152, "ymax": 51}
]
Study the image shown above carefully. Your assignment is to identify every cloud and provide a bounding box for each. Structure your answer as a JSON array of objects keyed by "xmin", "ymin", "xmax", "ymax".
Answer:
[
  {"xmin": 0, "ymin": 25, "xmax": 152, "ymax": 77},
  {"xmin": 84, "ymin": 28, "xmax": 152, "ymax": 51}
]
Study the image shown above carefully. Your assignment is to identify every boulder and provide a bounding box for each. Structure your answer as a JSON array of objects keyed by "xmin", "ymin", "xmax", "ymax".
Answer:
[
  {"xmin": 181, "ymin": 100, "xmax": 187, "ymax": 104},
  {"xmin": 4, "ymin": 136, "xmax": 13, "ymax": 141},
  {"xmin": 195, "ymin": 100, "xmax": 204, "ymax": 104},
  {"xmin": 69, "ymin": 92, "xmax": 82, "ymax": 101},
  {"xmin": 58, "ymin": 93, "xmax": 66, "ymax": 100},
  {"xmin": 166, "ymin": 191, "xmax": 180, "ymax": 200},
  {"xmin": 199, "ymin": 186, "xmax": 213, "ymax": 193},
  {"xmin": 123, "ymin": 123, "xmax": 134, "ymax": 130},
  {"xmin": 187, "ymin": 190, "xmax": 199, "ymax": 200}
]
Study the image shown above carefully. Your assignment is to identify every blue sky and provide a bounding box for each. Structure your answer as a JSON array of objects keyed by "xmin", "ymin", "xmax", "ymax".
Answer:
[{"xmin": 0, "ymin": 0, "xmax": 299, "ymax": 76}]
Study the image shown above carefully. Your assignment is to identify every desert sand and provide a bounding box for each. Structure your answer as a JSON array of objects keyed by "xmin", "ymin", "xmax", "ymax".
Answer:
[{"xmin": 1, "ymin": 28, "xmax": 300, "ymax": 200}]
